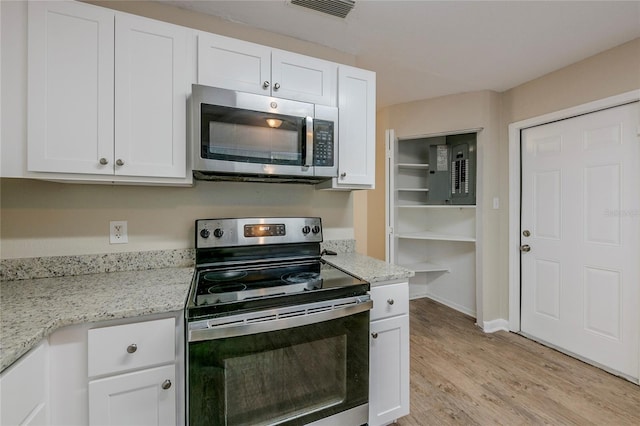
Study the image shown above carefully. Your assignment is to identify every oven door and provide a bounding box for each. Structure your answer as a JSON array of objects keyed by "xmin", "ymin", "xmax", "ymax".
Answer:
[{"xmin": 187, "ymin": 296, "xmax": 371, "ymax": 426}]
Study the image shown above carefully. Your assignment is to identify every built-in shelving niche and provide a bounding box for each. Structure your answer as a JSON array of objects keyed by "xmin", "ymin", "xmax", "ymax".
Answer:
[{"xmin": 387, "ymin": 129, "xmax": 480, "ymax": 317}]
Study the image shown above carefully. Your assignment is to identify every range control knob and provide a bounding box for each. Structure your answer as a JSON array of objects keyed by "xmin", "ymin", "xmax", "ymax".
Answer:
[
  {"xmin": 311, "ymin": 225, "xmax": 321, "ymax": 234},
  {"xmin": 213, "ymin": 228, "xmax": 224, "ymax": 238},
  {"xmin": 302, "ymin": 226, "xmax": 311, "ymax": 235},
  {"xmin": 200, "ymin": 229, "xmax": 210, "ymax": 239}
]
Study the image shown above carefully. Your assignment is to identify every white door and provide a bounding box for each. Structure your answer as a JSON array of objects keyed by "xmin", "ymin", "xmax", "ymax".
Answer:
[
  {"xmin": 89, "ymin": 365, "xmax": 176, "ymax": 426},
  {"xmin": 197, "ymin": 33, "xmax": 270, "ymax": 95},
  {"xmin": 115, "ymin": 14, "xmax": 188, "ymax": 178},
  {"xmin": 336, "ymin": 65, "xmax": 376, "ymax": 187},
  {"xmin": 27, "ymin": 1, "xmax": 114, "ymax": 175},
  {"xmin": 271, "ymin": 49, "xmax": 337, "ymax": 106},
  {"xmin": 520, "ymin": 102, "xmax": 639, "ymax": 380}
]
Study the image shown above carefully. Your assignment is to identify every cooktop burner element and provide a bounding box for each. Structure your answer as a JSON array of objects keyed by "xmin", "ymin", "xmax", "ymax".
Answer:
[
  {"xmin": 203, "ymin": 270, "xmax": 248, "ymax": 282},
  {"xmin": 282, "ymin": 271, "xmax": 321, "ymax": 284},
  {"xmin": 187, "ymin": 217, "xmax": 369, "ymax": 319},
  {"xmin": 207, "ymin": 283, "xmax": 248, "ymax": 294}
]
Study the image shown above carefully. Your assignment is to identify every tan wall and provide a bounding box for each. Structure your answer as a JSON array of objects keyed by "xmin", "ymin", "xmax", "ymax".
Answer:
[
  {"xmin": 0, "ymin": 0, "xmax": 357, "ymax": 260},
  {"xmin": 369, "ymin": 38, "xmax": 640, "ymax": 322},
  {"xmin": 370, "ymin": 91, "xmax": 502, "ymax": 323}
]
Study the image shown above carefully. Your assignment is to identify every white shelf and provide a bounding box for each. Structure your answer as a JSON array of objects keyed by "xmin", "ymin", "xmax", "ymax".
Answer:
[
  {"xmin": 397, "ymin": 231, "xmax": 476, "ymax": 242},
  {"xmin": 397, "ymin": 163, "xmax": 429, "ymax": 169},
  {"xmin": 401, "ymin": 261, "xmax": 449, "ymax": 273},
  {"xmin": 397, "ymin": 204, "xmax": 475, "ymax": 209},
  {"xmin": 396, "ymin": 188, "xmax": 429, "ymax": 192}
]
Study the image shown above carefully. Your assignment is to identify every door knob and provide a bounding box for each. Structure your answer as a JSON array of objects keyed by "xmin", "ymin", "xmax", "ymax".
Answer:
[
  {"xmin": 263, "ymin": 81, "xmax": 270, "ymax": 89},
  {"xmin": 274, "ymin": 82, "xmax": 281, "ymax": 90},
  {"xmin": 161, "ymin": 379, "xmax": 172, "ymax": 390},
  {"xmin": 520, "ymin": 244, "xmax": 531, "ymax": 253}
]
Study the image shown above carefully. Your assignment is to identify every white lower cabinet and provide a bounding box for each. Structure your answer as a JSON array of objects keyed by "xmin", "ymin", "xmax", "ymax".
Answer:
[
  {"xmin": 0, "ymin": 342, "xmax": 49, "ymax": 426},
  {"xmin": 369, "ymin": 281, "xmax": 410, "ymax": 426},
  {"xmin": 87, "ymin": 317, "xmax": 177, "ymax": 426},
  {"xmin": 89, "ymin": 365, "xmax": 175, "ymax": 426}
]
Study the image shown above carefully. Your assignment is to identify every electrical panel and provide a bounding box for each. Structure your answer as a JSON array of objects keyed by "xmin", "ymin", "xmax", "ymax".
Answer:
[{"xmin": 427, "ymin": 133, "xmax": 476, "ymax": 205}]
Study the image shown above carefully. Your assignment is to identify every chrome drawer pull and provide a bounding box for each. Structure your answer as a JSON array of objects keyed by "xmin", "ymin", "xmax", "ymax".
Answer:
[
  {"xmin": 387, "ymin": 298, "xmax": 395, "ymax": 305},
  {"xmin": 162, "ymin": 379, "xmax": 172, "ymax": 390},
  {"xmin": 126, "ymin": 343, "xmax": 137, "ymax": 354},
  {"xmin": 371, "ymin": 332, "xmax": 378, "ymax": 339}
]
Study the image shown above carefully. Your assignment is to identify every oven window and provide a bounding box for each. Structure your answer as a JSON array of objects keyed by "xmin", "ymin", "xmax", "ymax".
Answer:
[
  {"xmin": 201, "ymin": 104, "xmax": 305, "ymax": 166},
  {"xmin": 188, "ymin": 311, "xmax": 369, "ymax": 426}
]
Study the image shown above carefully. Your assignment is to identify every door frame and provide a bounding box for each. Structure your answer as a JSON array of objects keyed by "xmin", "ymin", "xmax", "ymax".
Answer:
[{"xmin": 507, "ymin": 89, "xmax": 640, "ymax": 332}]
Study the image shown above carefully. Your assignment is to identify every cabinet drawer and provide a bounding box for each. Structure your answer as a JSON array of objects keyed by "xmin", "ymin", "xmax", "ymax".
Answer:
[
  {"xmin": 370, "ymin": 282, "xmax": 409, "ymax": 321},
  {"xmin": 88, "ymin": 317, "xmax": 175, "ymax": 377}
]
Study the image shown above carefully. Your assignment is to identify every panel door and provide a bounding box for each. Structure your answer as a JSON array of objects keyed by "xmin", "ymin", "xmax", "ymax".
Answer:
[
  {"xmin": 89, "ymin": 365, "xmax": 176, "ymax": 426},
  {"xmin": 336, "ymin": 65, "xmax": 376, "ymax": 187},
  {"xmin": 369, "ymin": 315, "xmax": 410, "ymax": 426},
  {"xmin": 114, "ymin": 14, "xmax": 189, "ymax": 178},
  {"xmin": 197, "ymin": 32, "xmax": 270, "ymax": 95},
  {"xmin": 27, "ymin": 1, "xmax": 114, "ymax": 174},
  {"xmin": 271, "ymin": 49, "xmax": 337, "ymax": 106},
  {"xmin": 520, "ymin": 102, "xmax": 639, "ymax": 380}
]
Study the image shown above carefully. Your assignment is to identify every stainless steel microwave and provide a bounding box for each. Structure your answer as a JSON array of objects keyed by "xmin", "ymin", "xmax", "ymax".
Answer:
[{"xmin": 191, "ymin": 85, "xmax": 338, "ymax": 183}]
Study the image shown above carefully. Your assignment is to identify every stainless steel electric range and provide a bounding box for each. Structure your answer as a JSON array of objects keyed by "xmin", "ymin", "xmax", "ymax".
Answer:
[{"xmin": 186, "ymin": 217, "xmax": 372, "ymax": 426}]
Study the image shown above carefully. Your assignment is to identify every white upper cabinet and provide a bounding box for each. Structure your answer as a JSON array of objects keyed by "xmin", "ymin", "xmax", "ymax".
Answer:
[
  {"xmin": 27, "ymin": 0, "xmax": 115, "ymax": 175},
  {"xmin": 319, "ymin": 65, "xmax": 376, "ymax": 189},
  {"xmin": 26, "ymin": 1, "xmax": 191, "ymax": 184},
  {"xmin": 197, "ymin": 32, "xmax": 337, "ymax": 106},
  {"xmin": 114, "ymin": 14, "xmax": 188, "ymax": 178}
]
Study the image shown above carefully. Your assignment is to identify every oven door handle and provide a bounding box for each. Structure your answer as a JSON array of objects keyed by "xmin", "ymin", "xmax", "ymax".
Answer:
[{"xmin": 188, "ymin": 297, "xmax": 372, "ymax": 342}]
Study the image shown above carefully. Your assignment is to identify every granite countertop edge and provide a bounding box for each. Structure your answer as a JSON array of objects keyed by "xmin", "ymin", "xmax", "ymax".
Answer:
[{"xmin": 1, "ymin": 248, "xmax": 414, "ymax": 373}]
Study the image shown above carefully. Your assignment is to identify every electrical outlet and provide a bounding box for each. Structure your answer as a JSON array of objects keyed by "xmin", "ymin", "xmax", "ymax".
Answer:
[{"xmin": 110, "ymin": 221, "xmax": 128, "ymax": 244}]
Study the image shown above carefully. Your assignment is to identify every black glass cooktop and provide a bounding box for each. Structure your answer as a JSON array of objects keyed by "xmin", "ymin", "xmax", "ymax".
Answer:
[{"xmin": 187, "ymin": 259, "xmax": 368, "ymax": 320}]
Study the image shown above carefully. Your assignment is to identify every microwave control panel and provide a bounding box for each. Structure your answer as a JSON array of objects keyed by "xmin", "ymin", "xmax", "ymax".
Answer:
[{"xmin": 313, "ymin": 120, "xmax": 334, "ymax": 166}]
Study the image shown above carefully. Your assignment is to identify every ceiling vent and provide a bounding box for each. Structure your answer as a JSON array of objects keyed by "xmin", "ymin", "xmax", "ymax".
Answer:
[{"xmin": 290, "ymin": 0, "xmax": 356, "ymax": 19}]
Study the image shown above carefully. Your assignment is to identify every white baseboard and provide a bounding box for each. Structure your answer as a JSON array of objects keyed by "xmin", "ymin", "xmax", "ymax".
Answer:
[
  {"xmin": 482, "ymin": 318, "xmax": 509, "ymax": 333},
  {"xmin": 420, "ymin": 293, "xmax": 476, "ymax": 318}
]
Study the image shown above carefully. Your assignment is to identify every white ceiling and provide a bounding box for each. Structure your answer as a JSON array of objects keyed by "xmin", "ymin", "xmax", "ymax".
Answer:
[{"xmin": 159, "ymin": 0, "xmax": 640, "ymax": 107}]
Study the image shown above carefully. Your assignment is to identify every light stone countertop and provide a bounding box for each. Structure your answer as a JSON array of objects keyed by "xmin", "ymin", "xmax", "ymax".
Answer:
[
  {"xmin": 1, "ymin": 249, "xmax": 413, "ymax": 373},
  {"xmin": 1, "ymin": 267, "xmax": 194, "ymax": 372},
  {"xmin": 323, "ymin": 252, "xmax": 415, "ymax": 285}
]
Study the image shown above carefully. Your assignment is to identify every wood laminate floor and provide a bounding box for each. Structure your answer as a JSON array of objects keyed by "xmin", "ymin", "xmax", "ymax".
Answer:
[{"xmin": 396, "ymin": 298, "xmax": 640, "ymax": 426}]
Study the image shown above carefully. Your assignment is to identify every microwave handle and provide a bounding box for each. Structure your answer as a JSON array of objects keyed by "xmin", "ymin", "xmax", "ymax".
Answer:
[{"xmin": 304, "ymin": 116, "xmax": 314, "ymax": 168}]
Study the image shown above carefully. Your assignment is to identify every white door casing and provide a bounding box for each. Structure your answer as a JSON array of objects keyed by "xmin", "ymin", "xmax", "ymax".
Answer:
[{"xmin": 512, "ymin": 97, "xmax": 639, "ymax": 381}]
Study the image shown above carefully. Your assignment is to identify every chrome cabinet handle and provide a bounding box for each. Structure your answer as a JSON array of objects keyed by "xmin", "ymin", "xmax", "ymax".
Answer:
[
  {"xmin": 161, "ymin": 379, "xmax": 172, "ymax": 390},
  {"xmin": 263, "ymin": 81, "xmax": 270, "ymax": 89},
  {"xmin": 99, "ymin": 158, "xmax": 108, "ymax": 165},
  {"xmin": 126, "ymin": 343, "xmax": 137, "ymax": 354},
  {"xmin": 274, "ymin": 82, "xmax": 280, "ymax": 90},
  {"xmin": 387, "ymin": 299, "xmax": 395, "ymax": 305},
  {"xmin": 115, "ymin": 159, "xmax": 125, "ymax": 166},
  {"xmin": 371, "ymin": 332, "xmax": 378, "ymax": 339},
  {"xmin": 520, "ymin": 244, "xmax": 531, "ymax": 253},
  {"xmin": 340, "ymin": 172, "xmax": 347, "ymax": 179}
]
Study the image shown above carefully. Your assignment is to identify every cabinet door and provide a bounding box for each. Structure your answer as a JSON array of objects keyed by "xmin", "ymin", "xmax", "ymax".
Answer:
[
  {"xmin": 0, "ymin": 342, "xmax": 49, "ymax": 426},
  {"xmin": 115, "ymin": 15, "xmax": 189, "ymax": 178},
  {"xmin": 197, "ymin": 32, "xmax": 270, "ymax": 95},
  {"xmin": 336, "ymin": 65, "xmax": 376, "ymax": 187},
  {"xmin": 271, "ymin": 49, "xmax": 337, "ymax": 106},
  {"xmin": 89, "ymin": 364, "xmax": 176, "ymax": 426},
  {"xmin": 27, "ymin": 1, "xmax": 114, "ymax": 175},
  {"xmin": 369, "ymin": 315, "xmax": 410, "ymax": 426}
]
